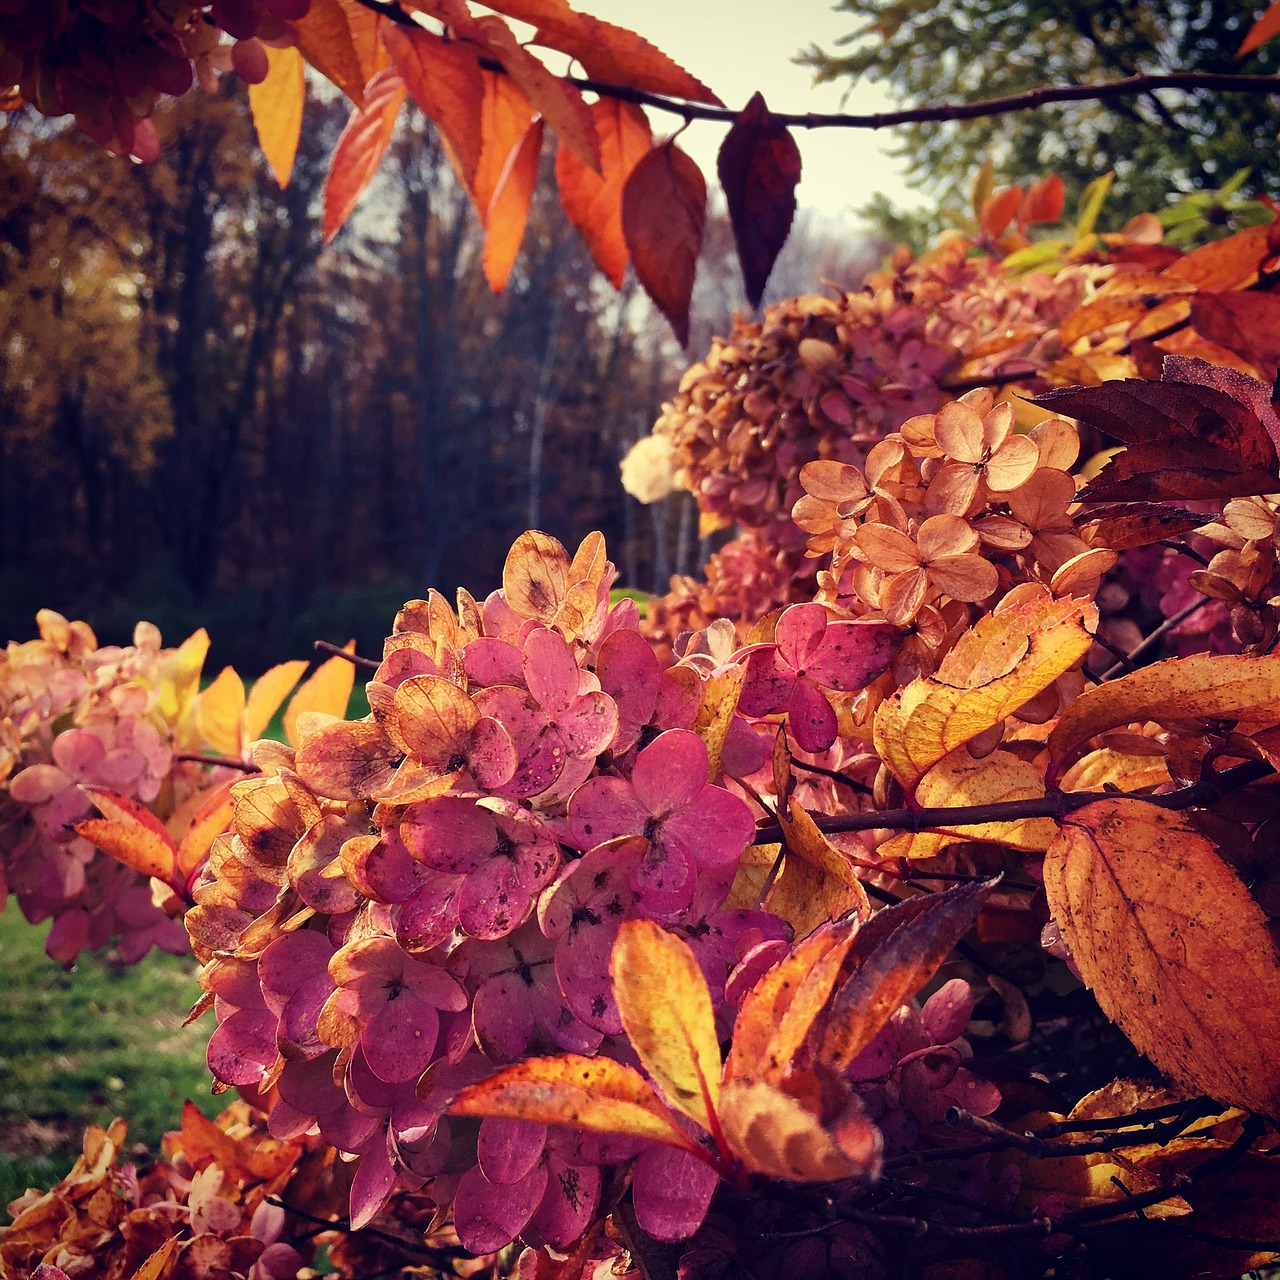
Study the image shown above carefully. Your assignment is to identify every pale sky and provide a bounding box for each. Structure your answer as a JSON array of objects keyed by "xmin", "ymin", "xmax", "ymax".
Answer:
[{"xmin": 568, "ymin": 0, "xmax": 924, "ymax": 223}]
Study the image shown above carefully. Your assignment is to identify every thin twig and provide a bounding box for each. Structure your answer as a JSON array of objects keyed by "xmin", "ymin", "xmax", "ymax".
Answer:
[
  {"xmin": 314, "ymin": 639, "xmax": 381, "ymax": 671},
  {"xmin": 1101, "ymin": 596, "xmax": 1210, "ymax": 679},
  {"xmin": 789, "ymin": 755, "xmax": 874, "ymax": 794},
  {"xmin": 174, "ymin": 752, "xmax": 259, "ymax": 773},
  {"xmin": 751, "ymin": 759, "xmax": 1272, "ymax": 845}
]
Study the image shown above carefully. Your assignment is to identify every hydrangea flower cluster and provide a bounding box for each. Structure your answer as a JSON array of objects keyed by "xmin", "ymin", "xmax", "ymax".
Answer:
[
  {"xmin": 188, "ymin": 530, "xmax": 948, "ymax": 1252},
  {"xmin": 0, "ymin": 610, "xmax": 207, "ymax": 963}
]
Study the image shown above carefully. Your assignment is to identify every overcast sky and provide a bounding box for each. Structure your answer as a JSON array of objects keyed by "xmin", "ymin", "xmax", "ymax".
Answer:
[{"xmin": 569, "ymin": 0, "xmax": 924, "ymax": 222}]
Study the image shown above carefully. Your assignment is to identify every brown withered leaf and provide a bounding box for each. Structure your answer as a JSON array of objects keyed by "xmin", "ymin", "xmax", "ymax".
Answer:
[
  {"xmin": 716, "ymin": 92, "xmax": 801, "ymax": 308},
  {"xmin": 622, "ymin": 141, "xmax": 705, "ymax": 346},
  {"xmin": 813, "ymin": 879, "xmax": 996, "ymax": 1072},
  {"xmin": 1039, "ymin": 356, "xmax": 1280, "ymax": 502},
  {"xmin": 1044, "ymin": 799, "xmax": 1280, "ymax": 1118},
  {"xmin": 1074, "ymin": 502, "xmax": 1206, "ymax": 550}
]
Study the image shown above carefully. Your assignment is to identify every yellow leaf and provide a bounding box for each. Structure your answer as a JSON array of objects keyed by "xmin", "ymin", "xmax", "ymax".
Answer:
[
  {"xmin": 1059, "ymin": 746, "xmax": 1171, "ymax": 794},
  {"xmin": 447, "ymin": 1053, "xmax": 698, "ymax": 1152},
  {"xmin": 610, "ymin": 919, "xmax": 722, "ymax": 1132},
  {"xmin": 174, "ymin": 780, "xmax": 237, "ymax": 880},
  {"xmin": 197, "ymin": 665, "xmax": 247, "ymax": 759},
  {"xmin": 156, "ymin": 627, "xmax": 210, "ymax": 729},
  {"xmin": 129, "ymin": 1238, "xmax": 177, "ymax": 1280},
  {"xmin": 718, "ymin": 1078, "xmax": 871, "ymax": 1182},
  {"xmin": 879, "ymin": 748, "xmax": 1056, "ymax": 859},
  {"xmin": 770, "ymin": 798, "xmax": 871, "ymax": 935},
  {"xmin": 1044, "ymin": 799, "xmax": 1280, "ymax": 1119},
  {"xmin": 874, "ymin": 594, "xmax": 1095, "ymax": 791},
  {"xmin": 245, "ymin": 659, "xmax": 309, "ymax": 741},
  {"xmin": 690, "ymin": 661, "xmax": 745, "ymax": 781},
  {"xmin": 249, "ymin": 45, "xmax": 307, "ymax": 188},
  {"xmin": 1048, "ymin": 653, "xmax": 1280, "ymax": 776},
  {"xmin": 285, "ymin": 646, "xmax": 357, "ymax": 747}
]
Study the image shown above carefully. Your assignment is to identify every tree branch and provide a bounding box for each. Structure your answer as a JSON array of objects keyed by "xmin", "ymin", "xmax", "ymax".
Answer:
[
  {"xmin": 751, "ymin": 760, "xmax": 1273, "ymax": 845},
  {"xmin": 345, "ymin": 4, "xmax": 1280, "ymax": 129}
]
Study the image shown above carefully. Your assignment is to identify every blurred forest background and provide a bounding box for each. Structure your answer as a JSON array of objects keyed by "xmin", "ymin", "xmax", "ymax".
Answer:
[{"xmin": 0, "ymin": 88, "xmax": 880, "ymax": 672}]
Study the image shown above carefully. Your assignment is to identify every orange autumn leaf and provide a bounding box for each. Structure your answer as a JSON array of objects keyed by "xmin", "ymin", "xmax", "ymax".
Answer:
[
  {"xmin": 382, "ymin": 24, "xmax": 485, "ymax": 193},
  {"xmin": 284, "ymin": 645, "xmax": 357, "ymax": 747},
  {"xmin": 611, "ymin": 919, "xmax": 722, "ymax": 1133},
  {"xmin": 725, "ymin": 920, "xmax": 859, "ymax": 1085},
  {"xmin": 483, "ymin": 119, "xmax": 545, "ymax": 292},
  {"xmin": 1044, "ymin": 800, "xmax": 1280, "ymax": 1119},
  {"xmin": 718, "ymin": 1078, "xmax": 872, "ymax": 1183},
  {"xmin": 874, "ymin": 593, "xmax": 1095, "ymax": 791},
  {"xmin": 472, "ymin": 70, "xmax": 538, "ymax": 225},
  {"xmin": 129, "ymin": 1239, "xmax": 177, "ymax": 1280},
  {"xmin": 248, "ymin": 44, "xmax": 305, "ymax": 189},
  {"xmin": 447, "ymin": 1053, "xmax": 700, "ymax": 1152},
  {"xmin": 175, "ymin": 781, "xmax": 238, "ymax": 881},
  {"xmin": 555, "ymin": 98, "xmax": 652, "ymax": 289},
  {"xmin": 294, "ymin": 0, "xmax": 387, "ymax": 106},
  {"xmin": 474, "ymin": 15, "xmax": 598, "ymax": 172},
  {"xmin": 1047, "ymin": 653, "xmax": 1280, "ymax": 775},
  {"xmin": 1162, "ymin": 223, "xmax": 1273, "ymax": 291},
  {"xmin": 197, "ymin": 666, "xmax": 247, "ymax": 759},
  {"xmin": 774, "ymin": 795, "xmax": 872, "ymax": 930},
  {"xmin": 1240, "ymin": 0, "xmax": 1280, "ymax": 54},
  {"xmin": 323, "ymin": 68, "xmax": 408, "ymax": 243},
  {"xmin": 75, "ymin": 789, "xmax": 180, "ymax": 889}
]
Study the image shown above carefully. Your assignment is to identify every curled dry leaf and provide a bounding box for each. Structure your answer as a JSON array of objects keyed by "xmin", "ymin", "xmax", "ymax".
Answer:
[
  {"xmin": 874, "ymin": 594, "xmax": 1095, "ymax": 791},
  {"xmin": 1044, "ymin": 799, "xmax": 1280, "ymax": 1119}
]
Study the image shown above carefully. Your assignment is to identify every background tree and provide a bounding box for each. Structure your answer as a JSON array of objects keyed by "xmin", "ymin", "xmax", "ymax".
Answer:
[{"xmin": 802, "ymin": 0, "xmax": 1280, "ymax": 240}]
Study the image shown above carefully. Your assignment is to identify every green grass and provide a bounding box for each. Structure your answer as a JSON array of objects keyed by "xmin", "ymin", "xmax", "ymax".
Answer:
[{"xmin": 0, "ymin": 900, "xmax": 219, "ymax": 1214}]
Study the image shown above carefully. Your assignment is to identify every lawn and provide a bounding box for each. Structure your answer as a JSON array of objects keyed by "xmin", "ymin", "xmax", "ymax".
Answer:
[{"xmin": 0, "ymin": 899, "xmax": 220, "ymax": 1213}]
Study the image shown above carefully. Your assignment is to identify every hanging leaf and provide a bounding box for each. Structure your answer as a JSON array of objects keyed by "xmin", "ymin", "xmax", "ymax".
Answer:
[
  {"xmin": 555, "ymin": 99, "xmax": 652, "ymax": 289},
  {"xmin": 716, "ymin": 92, "xmax": 801, "ymax": 308},
  {"xmin": 470, "ymin": 71, "xmax": 538, "ymax": 225},
  {"xmin": 323, "ymin": 68, "xmax": 408, "ymax": 243},
  {"xmin": 382, "ymin": 23, "xmax": 485, "ymax": 193},
  {"xmin": 475, "ymin": 16, "xmax": 598, "ymax": 172},
  {"xmin": 248, "ymin": 44, "xmax": 306, "ymax": 189},
  {"xmin": 623, "ymin": 141, "xmax": 706, "ymax": 346},
  {"xmin": 294, "ymin": 0, "xmax": 386, "ymax": 106},
  {"xmin": 532, "ymin": 14, "xmax": 721, "ymax": 105},
  {"xmin": 483, "ymin": 119, "xmax": 545, "ymax": 292},
  {"xmin": 1044, "ymin": 800, "xmax": 1280, "ymax": 1119}
]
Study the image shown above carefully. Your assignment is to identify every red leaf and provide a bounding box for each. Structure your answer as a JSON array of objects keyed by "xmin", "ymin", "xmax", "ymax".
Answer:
[
  {"xmin": 1240, "ymin": 0, "xmax": 1280, "ymax": 55},
  {"xmin": 716, "ymin": 91, "xmax": 801, "ymax": 309},
  {"xmin": 622, "ymin": 141, "xmax": 706, "ymax": 346},
  {"xmin": 1163, "ymin": 223, "xmax": 1273, "ymax": 291},
  {"xmin": 294, "ymin": 0, "xmax": 386, "ymax": 106},
  {"xmin": 980, "ymin": 185, "xmax": 1022, "ymax": 238},
  {"xmin": 555, "ymin": 98, "xmax": 651, "ymax": 289},
  {"xmin": 1038, "ymin": 356, "xmax": 1280, "ymax": 502},
  {"xmin": 382, "ymin": 23, "xmax": 485, "ymax": 192},
  {"xmin": 1190, "ymin": 291, "xmax": 1280, "ymax": 380},
  {"xmin": 1018, "ymin": 173, "xmax": 1065, "ymax": 227},
  {"xmin": 533, "ymin": 14, "xmax": 721, "ymax": 105},
  {"xmin": 475, "ymin": 15, "xmax": 599, "ymax": 172},
  {"xmin": 322, "ymin": 68, "xmax": 407, "ymax": 243},
  {"xmin": 483, "ymin": 119, "xmax": 545, "ymax": 292}
]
